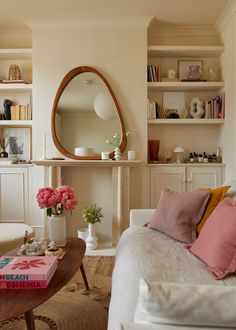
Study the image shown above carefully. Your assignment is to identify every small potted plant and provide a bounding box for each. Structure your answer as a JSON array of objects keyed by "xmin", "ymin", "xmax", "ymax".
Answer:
[{"xmin": 82, "ymin": 203, "xmax": 103, "ymax": 250}]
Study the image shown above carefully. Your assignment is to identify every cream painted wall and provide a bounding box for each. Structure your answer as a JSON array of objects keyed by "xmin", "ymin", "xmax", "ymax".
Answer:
[
  {"xmin": 32, "ymin": 27, "xmax": 149, "ymax": 240},
  {"xmin": 217, "ymin": 1, "xmax": 236, "ymax": 180}
]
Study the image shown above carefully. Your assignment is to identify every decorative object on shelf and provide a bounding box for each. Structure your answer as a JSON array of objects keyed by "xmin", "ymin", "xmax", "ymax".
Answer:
[
  {"xmin": 8, "ymin": 64, "xmax": 21, "ymax": 81},
  {"xmin": 189, "ymin": 97, "xmax": 205, "ymax": 118},
  {"xmin": 40, "ymin": 132, "xmax": 47, "ymax": 160},
  {"xmin": 173, "ymin": 146, "xmax": 185, "ymax": 164},
  {"xmin": 0, "ymin": 136, "xmax": 9, "ymax": 158},
  {"xmin": 163, "ymin": 92, "xmax": 185, "ymax": 117},
  {"xmin": 167, "ymin": 69, "xmax": 176, "ymax": 79},
  {"xmin": 148, "ymin": 140, "xmax": 160, "ymax": 162},
  {"xmin": 105, "ymin": 131, "xmax": 129, "ymax": 160},
  {"xmin": 74, "ymin": 147, "xmax": 95, "ymax": 157},
  {"xmin": 2, "ymin": 127, "xmax": 31, "ymax": 161},
  {"xmin": 165, "ymin": 109, "xmax": 180, "ymax": 119},
  {"xmin": 114, "ymin": 147, "xmax": 122, "ymax": 161},
  {"xmin": 36, "ymin": 185, "xmax": 78, "ymax": 246},
  {"xmin": 180, "ymin": 106, "xmax": 189, "ymax": 119},
  {"xmin": 82, "ymin": 203, "xmax": 103, "ymax": 250},
  {"xmin": 101, "ymin": 151, "xmax": 109, "ymax": 160},
  {"xmin": 3, "ymin": 99, "xmax": 12, "ymax": 120},
  {"xmin": 178, "ymin": 60, "xmax": 203, "ymax": 81},
  {"xmin": 128, "ymin": 150, "xmax": 136, "ymax": 160}
]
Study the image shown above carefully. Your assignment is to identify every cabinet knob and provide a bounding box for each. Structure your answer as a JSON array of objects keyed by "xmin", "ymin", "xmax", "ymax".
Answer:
[{"xmin": 186, "ymin": 179, "xmax": 192, "ymax": 183}]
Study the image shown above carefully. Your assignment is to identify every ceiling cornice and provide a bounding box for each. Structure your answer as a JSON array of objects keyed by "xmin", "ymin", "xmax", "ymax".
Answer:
[
  {"xmin": 215, "ymin": 0, "xmax": 236, "ymax": 33},
  {"xmin": 25, "ymin": 16, "xmax": 153, "ymax": 30}
]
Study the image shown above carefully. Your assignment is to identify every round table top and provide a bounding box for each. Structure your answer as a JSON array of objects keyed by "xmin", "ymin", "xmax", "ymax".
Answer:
[{"xmin": 0, "ymin": 237, "xmax": 86, "ymax": 321}]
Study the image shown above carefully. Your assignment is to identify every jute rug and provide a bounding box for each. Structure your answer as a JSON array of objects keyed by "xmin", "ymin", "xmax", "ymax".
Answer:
[{"xmin": 0, "ymin": 256, "xmax": 115, "ymax": 330}]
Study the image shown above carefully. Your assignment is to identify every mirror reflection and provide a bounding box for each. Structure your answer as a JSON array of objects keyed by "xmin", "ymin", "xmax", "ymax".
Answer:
[{"xmin": 52, "ymin": 67, "xmax": 126, "ymax": 159}]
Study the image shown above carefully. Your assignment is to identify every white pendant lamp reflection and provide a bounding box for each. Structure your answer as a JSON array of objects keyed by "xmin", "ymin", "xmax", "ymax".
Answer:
[{"xmin": 94, "ymin": 91, "xmax": 117, "ymax": 120}]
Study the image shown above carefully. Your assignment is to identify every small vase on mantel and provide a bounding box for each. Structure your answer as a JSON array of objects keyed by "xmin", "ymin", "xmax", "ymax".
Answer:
[
  {"xmin": 86, "ymin": 223, "xmax": 98, "ymax": 250},
  {"xmin": 48, "ymin": 214, "xmax": 67, "ymax": 247},
  {"xmin": 114, "ymin": 147, "xmax": 121, "ymax": 161}
]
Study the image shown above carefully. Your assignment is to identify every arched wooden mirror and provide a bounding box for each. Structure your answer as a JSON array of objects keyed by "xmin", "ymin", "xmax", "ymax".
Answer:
[{"xmin": 51, "ymin": 66, "xmax": 127, "ymax": 160}]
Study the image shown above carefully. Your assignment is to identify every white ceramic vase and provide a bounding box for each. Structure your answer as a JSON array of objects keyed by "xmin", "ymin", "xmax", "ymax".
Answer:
[
  {"xmin": 114, "ymin": 147, "xmax": 121, "ymax": 161},
  {"xmin": 86, "ymin": 223, "xmax": 98, "ymax": 250},
  {"xmin": 48, "ymin": 214, "xmax": 67, "ymax": 247}
]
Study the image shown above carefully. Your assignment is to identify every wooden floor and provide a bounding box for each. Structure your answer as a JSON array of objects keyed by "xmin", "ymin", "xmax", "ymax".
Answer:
[{"xmin": 82, "ymin": 256, "xmax": 115, "ymax": 277}]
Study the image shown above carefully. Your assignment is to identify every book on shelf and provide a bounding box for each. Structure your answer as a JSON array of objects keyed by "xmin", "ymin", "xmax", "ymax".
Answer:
[
  {"xmin": 204, "ymin": 92, "xmax": 225, "ymax": 119},
  {"xmin": 0, "ymin": 256, "xmax": 58, "ymax": 282},
  {"xmin": 147, "ymin": 64, "xmax": 160, "ymax": 82},
  {"xmin": 10, "ymin": 104, "xmax": 32, "ymax": 120},
  {"xmin": 147, "ymin": 99, "xmax": 165, "ymax": 119}
]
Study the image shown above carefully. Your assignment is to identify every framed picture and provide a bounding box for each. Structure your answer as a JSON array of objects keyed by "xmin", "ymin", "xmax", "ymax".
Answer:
[
  {"xmin": 178, "ymin": 60, "xmax": 203, "ymax": 81},
  {"xmin": 2, "ymin": 127, "xmax": 31, "ymax": 160},
  {"xmin": 163, "ymin": 92, "xmax": 185, "ymax": 117}
]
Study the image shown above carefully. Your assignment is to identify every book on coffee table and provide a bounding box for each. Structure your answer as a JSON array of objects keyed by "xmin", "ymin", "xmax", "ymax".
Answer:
[{"xmin": 0, "ymin": 256, "xmax": 58, "ymax": 287}]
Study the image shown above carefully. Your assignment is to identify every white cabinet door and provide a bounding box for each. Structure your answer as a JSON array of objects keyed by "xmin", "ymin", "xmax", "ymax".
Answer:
[
  {"xmin": 150, "ymin": 165, "xmax": 223, "ymax": 207},
  {"xmin": 150, "ymin": 166, "xmax": 185, "ymax": 208},
  {"xmin": 186, "ymin": 165, "xmax": 222, "ymax": 192},
  {"xmin": 0, "ymin": 167, "xmax": 29, "ymax": 222}
]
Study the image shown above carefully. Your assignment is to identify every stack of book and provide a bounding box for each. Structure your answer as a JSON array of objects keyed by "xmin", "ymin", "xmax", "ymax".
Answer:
[
  {"xmin": 205, "ymin": 92, "xmax": 225, "ymax": 119},
  {"xmin": 10, "ymin": 104, "xmax": 32, "ymax": 120},
  {"xmin": 147, "ymin": 64, "xmax": 160, "ymax": 82},
  {"xmin": 0, "ymin": 255, "xmax": 58, "ymax": 289},
  {"xmin": 147, "ymin": 99, "xmax": 166, "ymax": 119}
]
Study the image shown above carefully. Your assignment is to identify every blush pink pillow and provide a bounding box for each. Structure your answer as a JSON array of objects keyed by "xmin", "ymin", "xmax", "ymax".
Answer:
[
  {"xmin": 188, "ymin": 197, "xmax": 236, "ymax": 279},
  {"xmin": 148, "ymin": 189, "xmax": 209, "ymax": 243}
]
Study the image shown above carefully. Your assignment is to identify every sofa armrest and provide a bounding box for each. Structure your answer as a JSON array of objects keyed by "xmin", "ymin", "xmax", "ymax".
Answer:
[{"xmin": 129, "ymin": 209, "xmax": 155, "ymax": 227}]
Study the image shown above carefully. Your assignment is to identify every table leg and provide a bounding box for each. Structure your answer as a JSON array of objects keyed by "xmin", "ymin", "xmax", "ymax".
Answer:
[
  {"xmin": 24, "ymin": 310, "xmax": 35, "ymax": 330},
  {"xmin": 80, "ymin": 263, "xmax": 89, "ymax": 290}
]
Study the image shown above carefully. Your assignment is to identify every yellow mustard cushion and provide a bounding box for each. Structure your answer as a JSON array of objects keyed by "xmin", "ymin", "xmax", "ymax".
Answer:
[{"xmin": 197, "ymin": 185, "xmax": 231, "ymax": 233}]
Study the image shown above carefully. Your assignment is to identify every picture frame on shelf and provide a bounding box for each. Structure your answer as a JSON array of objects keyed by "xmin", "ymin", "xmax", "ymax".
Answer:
[
  {"xmin": 2, "ymin": 127, "xmax": 31, "ymax": 161},
  {"xmin": 163, "ymin": 92, "xmax": 185, "ymax": 118},
  {"xmin": 178, "ymin": 60, "xmax": 204, "ymax": 81}
]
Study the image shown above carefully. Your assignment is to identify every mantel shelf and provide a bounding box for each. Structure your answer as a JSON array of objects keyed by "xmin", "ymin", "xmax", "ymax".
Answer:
[{"xmin": 32, "ymin": 159, "xmax": 143, "ymax": 167}]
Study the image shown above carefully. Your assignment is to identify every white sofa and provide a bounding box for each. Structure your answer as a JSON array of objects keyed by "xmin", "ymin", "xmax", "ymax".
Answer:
[{"xmin": 108, "ymin": 208, "xmax": 236, "ymax": 330}]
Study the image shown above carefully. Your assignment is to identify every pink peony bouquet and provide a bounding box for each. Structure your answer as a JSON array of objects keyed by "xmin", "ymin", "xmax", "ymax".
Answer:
[{"xmin": 36, "ymin": 185, "xmax": 77, "ymax": 217}]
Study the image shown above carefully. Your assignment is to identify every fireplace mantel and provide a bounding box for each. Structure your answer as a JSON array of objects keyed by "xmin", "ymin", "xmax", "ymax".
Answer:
[{"xmin": 32, "ymin": 159, "xmax": 143, "ymax": 245}]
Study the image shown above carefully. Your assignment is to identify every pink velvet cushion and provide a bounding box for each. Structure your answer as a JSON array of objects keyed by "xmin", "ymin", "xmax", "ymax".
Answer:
[
  {"xmin": 148, "ymin": 189, "xmax": 209, "ymax": 243},
  {"xmin": 188, "ymin": 197, "xmax": 236, "ymax": 279}
]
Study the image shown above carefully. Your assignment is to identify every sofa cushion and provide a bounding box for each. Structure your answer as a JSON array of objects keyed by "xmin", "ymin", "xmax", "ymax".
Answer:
[
  {"xmin": 189, "ymin": 197, "xmax": 236, "ymax": 279},
  {"xmin": 148, "ymin": 189, "xmax": 209, "ymax": 243},
  {"xmin": 134, "ymin": 279, "xmax": 236, "ymax": 327},
  {"xmin": 197, "ymin": 185, "xmax": 230, "ymax": 233}
]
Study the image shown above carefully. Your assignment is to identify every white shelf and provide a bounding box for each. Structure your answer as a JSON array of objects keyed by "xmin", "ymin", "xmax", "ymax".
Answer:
[
  {"xmin": 0, "ymin": 48, "xmax": 32, "ymax": 60},
  {"xmin": 0, "ymin": 83, "xmax": 32, "ymax": 91},
  {"xmin": 147, "ymin": 45, "xmax": 224, "ymax": 58},
  {"xmin": 0, "ymin": 120, "xmax": 32, "ymax": 126},
  {"xmin": 148, "ymin": 119, "xmax": 224, "ymax": 125},
  {"xmin": 147, "ymin": 81, "xmax": 225, "ymax": 91}
]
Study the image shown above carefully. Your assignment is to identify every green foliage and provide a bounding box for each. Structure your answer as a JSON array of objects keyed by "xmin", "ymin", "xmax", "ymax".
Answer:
[{"xmin": 82, "ymin": 203, "xmax": 103, "ymax": 224}]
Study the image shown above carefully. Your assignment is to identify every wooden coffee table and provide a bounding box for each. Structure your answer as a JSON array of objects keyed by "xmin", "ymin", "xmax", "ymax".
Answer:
[{"xmin": 0, "ymin": 237, "xmax": 89, "ymax": 330}]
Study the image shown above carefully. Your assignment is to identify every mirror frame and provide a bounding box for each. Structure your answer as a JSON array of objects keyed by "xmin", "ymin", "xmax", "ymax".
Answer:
[{"xmin": 51, "ymin": 66, "xmax": 127, "ymax": 160}]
